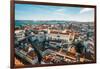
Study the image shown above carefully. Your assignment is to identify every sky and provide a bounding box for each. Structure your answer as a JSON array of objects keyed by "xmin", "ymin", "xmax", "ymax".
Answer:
[{"xmin": 15, "ymin": 4, "xmax": 94, "ymax": 22}]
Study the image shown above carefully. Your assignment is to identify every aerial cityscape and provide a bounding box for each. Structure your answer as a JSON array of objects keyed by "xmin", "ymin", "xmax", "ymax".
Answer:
[{"xmin": 14, "ymin": 4, "xmax": 95, "ymax": 66}]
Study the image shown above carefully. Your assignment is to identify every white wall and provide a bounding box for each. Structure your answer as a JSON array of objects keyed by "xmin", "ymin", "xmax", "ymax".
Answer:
[{"xmin": 0, "ymin": 0, "xmax": 99, "ymax": 69}]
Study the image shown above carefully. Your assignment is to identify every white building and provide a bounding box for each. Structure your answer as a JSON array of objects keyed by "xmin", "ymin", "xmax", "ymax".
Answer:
[{"xmin": 47, "ymin": 29, "xmax": 77, "ymax": 44}]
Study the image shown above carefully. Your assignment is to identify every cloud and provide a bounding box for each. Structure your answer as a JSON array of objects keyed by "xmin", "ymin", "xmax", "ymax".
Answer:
[
  {"xmin": 55, "ymin": 12, "xmax": 65, "ymax": 16},
  {"xmin": 53, "ymin": 8, "xmax": 66, "ymax": 16},
  {"xmin": 80, "ymin": 8, "xmax": 93, "ymax": 14},
  {"xmin": 56, "ymin": 8, "xmax": 65, "ymax": 12}
]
